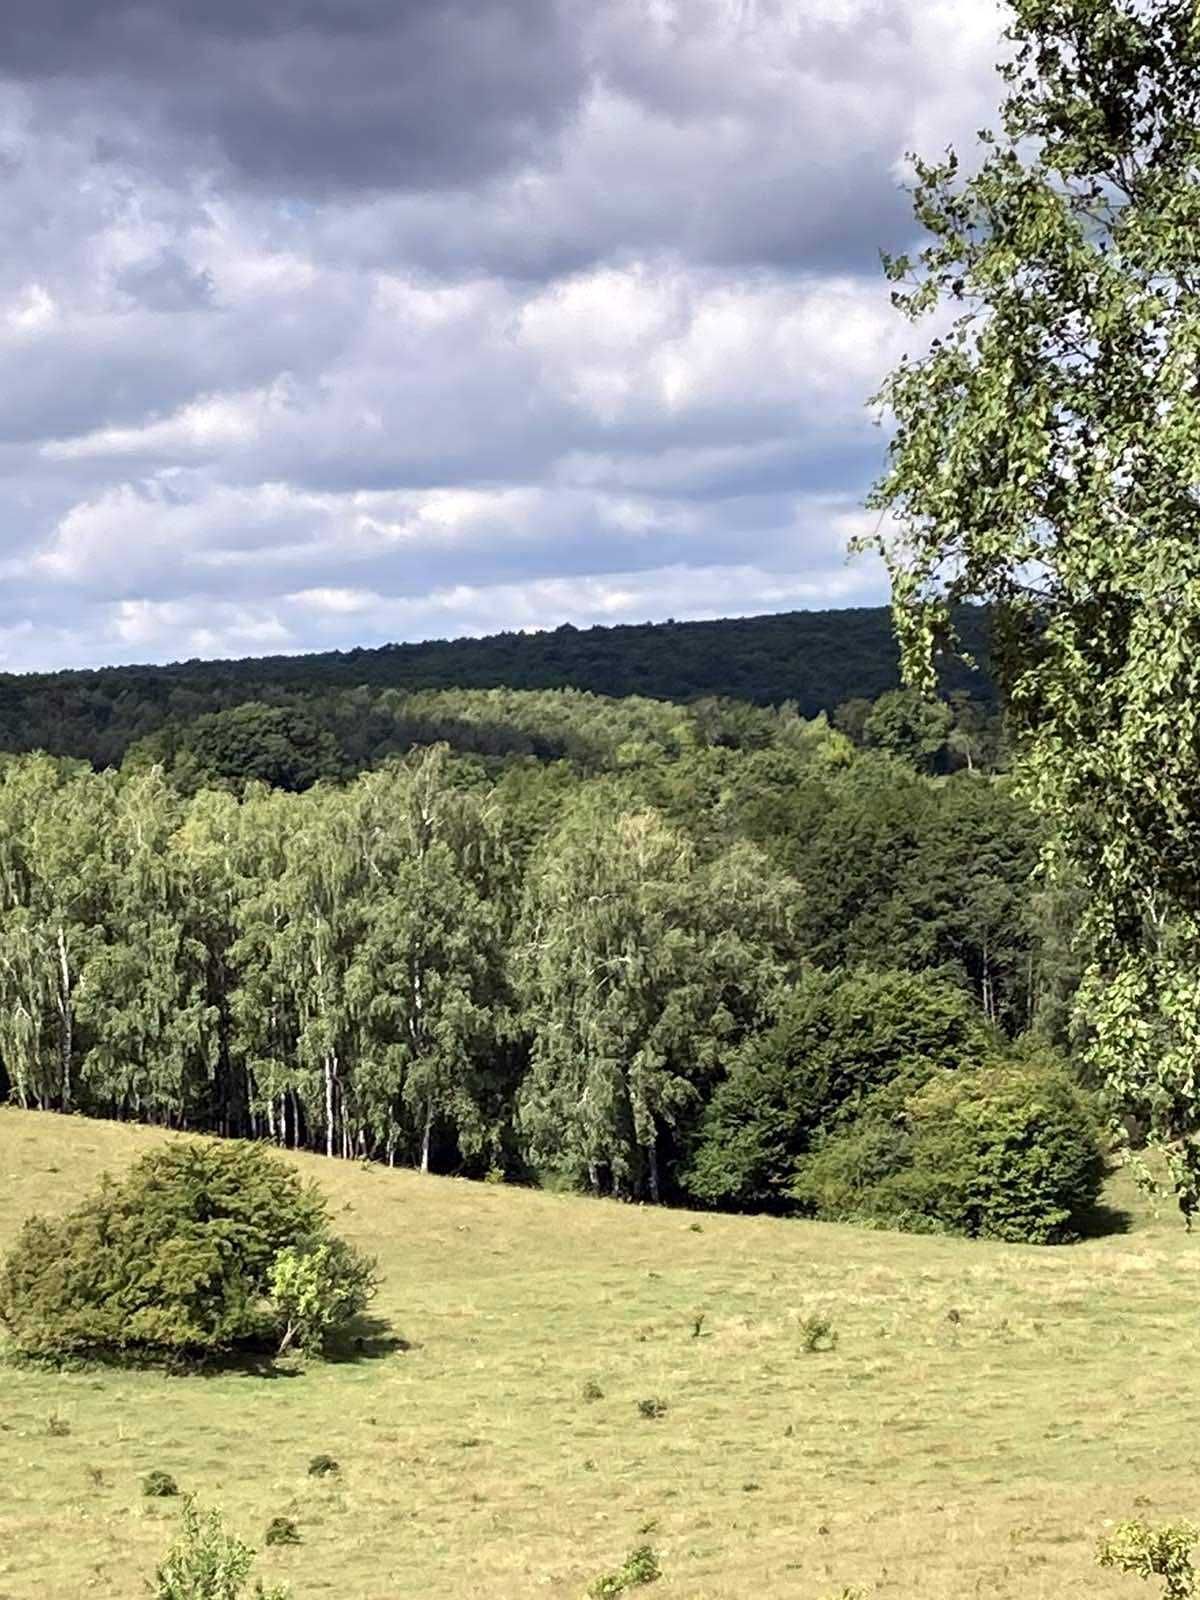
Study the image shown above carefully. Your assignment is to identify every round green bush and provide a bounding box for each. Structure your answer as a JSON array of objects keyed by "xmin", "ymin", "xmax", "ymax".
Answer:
[
  {"xmin": 0, "ymin": 1139, "xmax": 376, "ymax": 1362},
  {"xmin": 794, "ymin": 1060, "xmax": 1105, "ymax": 1243}
]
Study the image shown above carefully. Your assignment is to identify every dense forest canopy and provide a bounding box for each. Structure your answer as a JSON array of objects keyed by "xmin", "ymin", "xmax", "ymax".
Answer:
[
  {"xmin": 0, "ymin": 605, "xmax": 992, "ymax": 769},
  {"xmin": 0, "ymin": 664, "xmax": 1095, "ymax": 1238}
]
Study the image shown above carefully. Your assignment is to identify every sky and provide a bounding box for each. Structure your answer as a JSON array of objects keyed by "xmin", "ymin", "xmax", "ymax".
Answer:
[{"xmin": 0, "ymin": 0, "xmax": 1007, "ymax": 673}]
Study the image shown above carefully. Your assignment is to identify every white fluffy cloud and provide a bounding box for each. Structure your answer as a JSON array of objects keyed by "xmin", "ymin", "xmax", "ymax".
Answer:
[{"xmin": 0, "ymin": 0, "xmax": 1008, "ymax": 671}]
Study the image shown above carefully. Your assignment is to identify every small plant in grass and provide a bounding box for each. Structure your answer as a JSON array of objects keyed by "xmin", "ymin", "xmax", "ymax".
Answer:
[
  {"xmin": 799, "ymin": 1313, "xmax": 837, "ymax": 1354},
  {"xmin": 582, "ymin": 1379, "xmax": 604, "ymax": 1402},
  {"xmin": 151, "ymin": 1498, "xmax": 289, "ymax": 1600},
  {"xmin": 47, "ymin": 1411, "xmax": 70, "ymax": 1436},
  {"xmin": 306, "ymin": 1455, "xmax": 339, "ymax": 1478},
  {"xmin": 1097, "ymin": 1519, "xmax": 1199, "ymax": 1600},
  {"xmin": 263, "ymin": 1517, "xmax": 300, "ymax": 1548},
  {"xmin": 636, "ymin": 1397, "xmax": 668, "ymax": 1419},
  {"xmin": 144, "ymin": 1471, "xmax": 181, "ymax": 1498},
  {"xmin": 588, "ymin": 1544, "xmax": 662, "ymax": 1596}
]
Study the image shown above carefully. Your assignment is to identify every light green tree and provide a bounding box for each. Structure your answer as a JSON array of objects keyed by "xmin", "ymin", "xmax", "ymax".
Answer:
[
  {"xmin": 346, "ymin": 749, "xmax": 508, "ymax": 1172},
  {"xmin": 516, "ymin": 797, "xmax": 796, "ymax": 1200},
  {"xmin": 866, "ymin": 0, "xmax": 1200, "ymax": 1212},
  {"xmin": 0, "ymin": 757, "xmax": 105, "ymax": 1110},
  {"xmin": 75, "ymin": 768, "xmax": 218, "ymax": 1123}
]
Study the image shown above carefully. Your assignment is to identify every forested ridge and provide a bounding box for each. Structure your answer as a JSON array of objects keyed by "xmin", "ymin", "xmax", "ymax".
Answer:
[
  {"xmin": 0, "ymin": 604, "xmax": 992, "ymax": 769},
  {"xmin": 0, "ymin": 676, "xmax": 1092, "ymax": 1237}
]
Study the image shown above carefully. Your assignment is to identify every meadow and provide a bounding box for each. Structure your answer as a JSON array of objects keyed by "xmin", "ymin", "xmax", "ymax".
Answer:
[{"xmin": 1, "ymin": 1106, "xmax": 1196, "ymax": 1600}]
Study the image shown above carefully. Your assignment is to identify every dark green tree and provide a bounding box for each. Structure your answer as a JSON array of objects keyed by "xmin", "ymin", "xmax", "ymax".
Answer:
[{"xmin": 684, "ymin": 969, "xmax": 995, "ymax": 1210}]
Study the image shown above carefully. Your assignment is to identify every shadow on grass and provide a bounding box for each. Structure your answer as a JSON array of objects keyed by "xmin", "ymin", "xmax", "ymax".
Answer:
[
  {"xmin": 1073, "ymin": 1200, "xmax": 1133, "ymax": 1240},
  {"xmin": 322, "ymin": 1314, "xmax": 414, "ymax": 1365},
  {"xmin": 211, "ymin": 1318, "xmax": 411, "ymax": 1379}
]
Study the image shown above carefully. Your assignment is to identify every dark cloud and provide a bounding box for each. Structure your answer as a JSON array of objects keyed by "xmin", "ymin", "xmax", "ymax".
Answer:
[{"xmin": 7, "ymin": 0, "xmax": 589, "ymax": 194}]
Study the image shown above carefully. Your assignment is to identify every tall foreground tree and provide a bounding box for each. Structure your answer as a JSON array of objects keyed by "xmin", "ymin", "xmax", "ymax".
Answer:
[{"xmin": 868, "ymin": 0, "xmax": 1200, "ymax": 1205}]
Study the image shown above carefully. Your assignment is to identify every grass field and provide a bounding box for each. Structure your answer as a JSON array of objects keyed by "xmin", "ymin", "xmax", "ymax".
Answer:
[{"xmin": 1, "ymin": 1107, "xmax": 1197, "ymax": 1600}]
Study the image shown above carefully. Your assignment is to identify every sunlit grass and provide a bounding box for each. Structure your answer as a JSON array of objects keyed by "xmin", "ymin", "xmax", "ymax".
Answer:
[{"xmin": 1, "ymin": 1106, "xmax": 1196, "ymax": 1599}]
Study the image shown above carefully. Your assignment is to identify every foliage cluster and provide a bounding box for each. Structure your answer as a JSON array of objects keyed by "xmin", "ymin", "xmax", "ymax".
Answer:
[
  {"xmin": 1097, "ymin": 1520, "xmax": 1199, "ymax": 1600},
  {"xmin": 685, "ymin": 971, "xmax": 1102, "ymax": 1239}
]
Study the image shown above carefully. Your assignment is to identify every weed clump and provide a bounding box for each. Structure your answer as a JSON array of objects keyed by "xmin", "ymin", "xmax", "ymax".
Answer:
[
  {"xmin": 636, "ymin": 1397, "xmax": 668, "ymax": 1419},
  {"xmin": 799, "ymin": 1313, "xmax": 837, "ymax": 1353},
  {"xmin": 588, "ymin": 1544, "xmax": 662, "ymax": 1596},
  {"xmin": 582, "ymin": 1379, "xmax": 604, "ymax": 1402},
  {"xmin": 144, "ymin": 1471, "xmax": 181, "ymax": 1498},
  {"xmin": 264, "ymin": 1516, "xmax": 301, "ymax": 1548},
  {"xmin": 306, "ymin": 1455, "xmax": 339, "ymax": 1478}
]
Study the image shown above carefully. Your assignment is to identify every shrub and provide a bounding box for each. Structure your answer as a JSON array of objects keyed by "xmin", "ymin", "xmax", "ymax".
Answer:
[
  {"xmin": 151, "ymin": 1499, "xmax": 290, "ymax": 1600},
  {"xmin": 794, "ymin": 1060, "xmax": 1105, "ymax": 1244},
  {"xmin": 683, "ymin": 970, "xmax": 995, "ymax": 1210},
  {"xmin": 1097, "ymin": 1519, "xmax": 1199, "ymax": 1600},
  {"xmin": 306, "ymin": 1455, "xmax": 339, "ymax": 1478},
  {"xmin": 0, "ymin": 1140, "xmax": 377, "ymax": 1363},
  {"xmin": 263, "ymin": 1517, "xmax": 300, "ymax": 1548},
  {"xmin": 636, "ymin": 1398, "xmax": 668, "ymax": 1419}
]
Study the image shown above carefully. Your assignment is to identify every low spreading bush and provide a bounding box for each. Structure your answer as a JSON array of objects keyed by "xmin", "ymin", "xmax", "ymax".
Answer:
[
  {"xmin": 0, "ymin": 1140, "xmax": 377, "ymax": 1362},
  {"xmin": 793, "ymin": 1060, "xmax": 1104, "ymax": 1243}
]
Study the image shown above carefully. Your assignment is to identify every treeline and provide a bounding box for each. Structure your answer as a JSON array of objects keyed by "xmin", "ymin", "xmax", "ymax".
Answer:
[
  {"xmin": 0, "ymin": 605, "xmax": 993, "ymax": 768},
  {"xmin": 119, "ymin": 682, "xmax": 1005, "ymax": 793},
  {"xmin": 0, "ymin": 686, "xmax": 1085, "ymax": 1227}
]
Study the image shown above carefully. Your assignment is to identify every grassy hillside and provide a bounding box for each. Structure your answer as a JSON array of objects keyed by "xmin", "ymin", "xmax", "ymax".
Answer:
[{"xmin": 0, "ymin": 1109, "xmax": 1189, "ymax": 1600}]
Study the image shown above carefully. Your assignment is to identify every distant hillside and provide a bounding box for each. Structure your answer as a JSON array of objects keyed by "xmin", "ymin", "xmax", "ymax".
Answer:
[{"xmin": 0, "ymin": 605, "xmax": 992, "ymax": 767}]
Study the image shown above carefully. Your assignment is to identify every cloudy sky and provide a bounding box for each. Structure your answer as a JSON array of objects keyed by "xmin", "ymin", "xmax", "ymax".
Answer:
[{"xmin": 1, "ymin": 0, "xmax": 1006, "ymax": 672}]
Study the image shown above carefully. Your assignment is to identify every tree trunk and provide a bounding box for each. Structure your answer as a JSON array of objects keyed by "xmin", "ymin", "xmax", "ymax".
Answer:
[
  {"xmin": 56, "ymin": 925, "xmax": 72, "ymax": 1111},
  {"xmin": 420, "ymin": 1102, "xmax": 433, "ymax": 1174},
  {"xmin": 647, "ymin": 1141, "xmax": 660, "ymax": 1205},
  {"xmin": 325, "ymin": 1054, "xmax": 336, "ymax": 1160}
]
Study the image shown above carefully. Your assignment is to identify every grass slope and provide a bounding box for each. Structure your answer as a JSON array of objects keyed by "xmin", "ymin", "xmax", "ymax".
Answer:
[{"xmin": 0, "ymin": 1107, "xmax": 1195, "ymax": 1600}]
